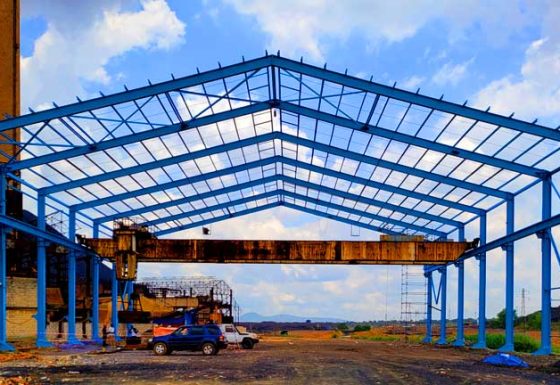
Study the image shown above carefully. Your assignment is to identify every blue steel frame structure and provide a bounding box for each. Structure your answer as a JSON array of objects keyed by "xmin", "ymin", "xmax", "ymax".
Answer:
[{"xmin": 0, "ymin": 54, "xmax": 559, "ymax": 353}]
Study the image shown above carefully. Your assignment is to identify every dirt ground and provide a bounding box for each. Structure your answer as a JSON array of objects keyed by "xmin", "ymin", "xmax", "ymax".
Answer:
[{"xmin": 1, "ymin": 337, "xmax": 560, "ymax": 385}]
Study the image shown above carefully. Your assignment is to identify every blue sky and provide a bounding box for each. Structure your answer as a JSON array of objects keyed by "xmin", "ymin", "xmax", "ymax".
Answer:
[{"xmin": 19, "ymin": 0, "xmax": 560, "ymax": 321}]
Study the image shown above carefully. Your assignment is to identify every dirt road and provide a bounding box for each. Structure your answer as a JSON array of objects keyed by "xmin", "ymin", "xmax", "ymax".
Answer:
[{"xmin": 1, "ymin": 338, "xmax": 559, "ymax": 384}]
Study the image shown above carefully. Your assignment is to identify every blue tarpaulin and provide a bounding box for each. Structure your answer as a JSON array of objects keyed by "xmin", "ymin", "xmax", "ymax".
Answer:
[{"xmin": 482, "ymin": 353, "xmax": 529, "ymax": 368}]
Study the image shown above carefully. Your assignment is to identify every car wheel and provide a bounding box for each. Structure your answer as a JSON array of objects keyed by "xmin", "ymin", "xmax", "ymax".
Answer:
[
  {"xmin": 242, "ymin": 339, "xmax": 254, "ymax": 349},
  {"xmin": 201, "ymin": 343, "xmax": 217, "ymax": 356},
  {"xmin": 153, "ymin": 342, "xmax": 168, "ymax": 356}
]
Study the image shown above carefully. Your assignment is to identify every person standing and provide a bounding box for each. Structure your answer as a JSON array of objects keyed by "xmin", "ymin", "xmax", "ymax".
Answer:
[{"xmin": 102, "ymin": 324, "xmax": 108, "ymax": 347}]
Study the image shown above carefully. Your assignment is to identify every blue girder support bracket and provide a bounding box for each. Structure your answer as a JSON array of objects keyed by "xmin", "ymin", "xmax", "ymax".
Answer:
[{"xmin": 280, "ymin": 102, "xmax": 543, "ymax": 178}]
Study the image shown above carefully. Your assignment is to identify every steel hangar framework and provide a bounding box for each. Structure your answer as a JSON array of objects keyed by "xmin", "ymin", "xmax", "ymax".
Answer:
[{"xmin": 0, "ymin": 54, "xmax": 559, "ymax": 354}]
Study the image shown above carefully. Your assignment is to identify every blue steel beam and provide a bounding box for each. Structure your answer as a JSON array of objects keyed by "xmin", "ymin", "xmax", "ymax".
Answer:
[
  {"xmin": 536, "ymin": 175, "xmax": 552, "ymax": 355},
  {"xmin": 281, "ymin": 190, "xmax": 447, "ymax": 238},
  {"xmin": 36, "ymin": 194, "xmax": 52, "ymax": 348},
  {"xmin": 278, "ymin": 133, "xmax": 510, "ymax": 199},
  {"xmin": 93, "ymin": 175, "xmax": 279, "ymax": 225},
  {"xmin": 278, "ymin": 176, "xmax": 461, "ymax": 228},
  {"xmin": 436, "ymin": 266, "xmax": 447, "ymax": 345},
  {"xmin": 0, "ymin": 57, "xmax": 274, "ymax": 132},
  {"xmin": 155, "ymin": 201, "xmax": 281, "ymax": 236},
  {"xmin": 66, "ymin": 210, "xmax": 81, "ymax": 345},
  {"xmin": 422, "ymin": 269, "xmax": 433, "ymax": 343},
  {"xmin": 281, "ymin": 156, "xmax": 483, "ymax": 215},
  {"xmin": 500, "ymin": 199, "xmax": 515, "ymax": 352},
  {"xmin": 11, "ymin": 101, "xmax": 272, "ymax": 172},
  {"xmin": 153, "ymin": 200, "xmax": 403, "ymax": 237},
  {"xmin": 40, "ymin": 132, "xmax": 279, "ymax": 195},
  {"xmin": 143, "ymin": 189, "xmax": 446, "ymax": 237},
  {"xmin": 75, "ymin": 159, "xmax": 279, "ymax": 212},
  {"xmin": 0, "ymin": 214, "xmax": 92, "ymax": 253},
  {"xmin": 0, "ymin": 174, "xmax": 14, "ymax": 351},
  {"xmin": 90, "ymin": 167, "xmax": 461, "ymax": 230},
  {"xmin": 279, "ymin": 102, "xmax": 544, "ymax": 178},
  {"xmin": 271, "ymin": 56, "xmax": 560, "ymax": 142},
  {"xmin": 58, "ymin": 135, "xmax": 482, "ymax": 217}
]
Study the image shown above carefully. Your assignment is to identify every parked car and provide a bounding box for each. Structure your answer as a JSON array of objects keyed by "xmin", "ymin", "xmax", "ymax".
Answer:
[
  {"xmin": 218, "ymin": 324, "xmax": 259, "ymax": 349},
  {"xmin": 148, "ymin": 325, "xmax": 227, "ymax": 356}
]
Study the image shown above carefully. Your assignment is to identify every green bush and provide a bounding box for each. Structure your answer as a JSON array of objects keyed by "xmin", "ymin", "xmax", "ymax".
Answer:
[
  {"xmin": 464, "ymin": 333, "xmax": 539, "ymax": 353},
  {"xmin": 353, "ymin": 324, "xmax": 371, "ymax": 332}
]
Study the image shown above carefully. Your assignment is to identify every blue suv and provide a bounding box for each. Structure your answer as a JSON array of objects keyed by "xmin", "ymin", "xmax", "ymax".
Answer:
[{"xmin": 149, "ymin": 325, "xmax": 227, "ymax": 356}]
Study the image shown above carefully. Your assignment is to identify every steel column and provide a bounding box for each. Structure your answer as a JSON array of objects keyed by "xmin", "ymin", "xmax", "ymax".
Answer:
[
  {"xmin": 35, "ymin": 193, "xmax": 52, "ymax": 347},
  {"xmin": 473, "ymin": 213, "xmax": 487, "ymax": 349},
  {"xmin": 453, "ymin": 226, "xmax": 465, "ymax": 347},
  {"xmin": 0, "ymin": 172, "xmax": 13, "ymax": 351},
  {"xmin": 422, "ymin": 269, "xmax": 433, "ymax": 343},
  {"xmin": 66, "ymin": 210, "xmax": 81, "ymax": 345},
  {"xmin": 535, "ymin": 175, "xmax": 552, "ymax": 355},
  {"xmin": 437, "ymin": 266, "xmax": 447, "ymax": 345},
  {"xmin": 500, "ymin": 199, "xmax": 515, "ymax": 352},
  {"xmin": 111, "ymin": 263, "xmax": 120, "ymax": 341},
  {"xmin": 91, "ymin": 223, "xmax": 100, "ymax": 342},
  {"xmin": 453, "ymin": 261, "xmax": 465, "ymax": 347}
]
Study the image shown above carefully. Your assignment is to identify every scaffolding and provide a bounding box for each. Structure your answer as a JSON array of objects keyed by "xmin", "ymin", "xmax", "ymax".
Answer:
[{"xmin": 400, "ymin": 265, "xmax": 427, "ymax": 338}]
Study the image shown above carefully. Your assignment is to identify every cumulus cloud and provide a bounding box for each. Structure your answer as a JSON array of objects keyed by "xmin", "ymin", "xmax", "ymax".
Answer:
[
  {"xmin": 224, "ymin": 0, "xmax": 539, "ymax": 60},
  {"xmin": 21, "ymin": 0, "xmax": 186, "ymax": 110},
  {"xmin": 431, "ymin": 58, "xmax": 474, "ymax": 86}
]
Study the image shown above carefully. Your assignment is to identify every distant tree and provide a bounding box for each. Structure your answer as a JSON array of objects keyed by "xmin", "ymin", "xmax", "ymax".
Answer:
[
  {"xmin": 491, "ymin": 308, "xmax": 518, "ymax": 329},
  {"xmin": 336, "ymin": 323, "xmax": 349, "ymax": 331},
  {"xmin": 353, "ymin": 324, "xmax": 371, "ymax": 332}
]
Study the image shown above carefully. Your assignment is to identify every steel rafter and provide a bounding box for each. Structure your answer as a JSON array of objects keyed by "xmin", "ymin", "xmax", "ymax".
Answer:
[{"xmin": 138, "ymin": 188, "xmax": 447, "ymax": 238}]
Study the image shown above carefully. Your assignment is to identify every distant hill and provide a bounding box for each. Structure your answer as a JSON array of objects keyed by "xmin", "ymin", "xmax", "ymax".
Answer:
[{"xmin": 240, "ymin": 312, "xmax": 348, "ymax": 323}]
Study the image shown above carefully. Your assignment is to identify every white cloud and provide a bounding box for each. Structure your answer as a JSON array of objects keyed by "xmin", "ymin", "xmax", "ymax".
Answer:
[
  {"xmin": 400, "ymin": 75, "xmax": 426, "ymax": 90},
  {"xmin": 224, "ymin": 0, "xmax": 539, "ymax": 60},
  {"xmin": 431, "ymin": 59, "xmax": 474, "ymax": 86},
  {"xmin": 21, "ymin": 0, "xmax": 186, "ymax": 110}
]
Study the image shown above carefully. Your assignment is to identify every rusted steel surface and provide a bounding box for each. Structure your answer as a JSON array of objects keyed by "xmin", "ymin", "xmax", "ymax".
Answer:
[{"xmin": 85, "ymin": 239, "xmax": 472, "ymax": 265}]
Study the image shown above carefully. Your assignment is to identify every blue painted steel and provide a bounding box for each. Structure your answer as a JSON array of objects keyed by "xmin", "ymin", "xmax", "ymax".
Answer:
[
  {"xmin": 10, "ymin": 102, "xmax": 272, "ymax": 172},
  {"xmin": 40, "ymin": 131, "xmax": 278, "ymax": 194},
  {"xmin": 500, "ymin": 199, "xmax": 515, "ymax": 352},
  {"xmin": 270, "ymin": 56, "xmax": 560, "ymax": 141},
  {"xmin": 66, "ymin": 210, "xmax": 81, "ymax": 345},
  {"xmin": 141, "ymin": 189, "xmax": 447, "ymax": 237},
  {"xmin": 280, "ymin": 190, "xmax": 447, "ymax": 238},
  {"xmin": 77, "ymin": 160, "xmax": 278, "ymax": 212},
  {"xmin": 0, "ymin": 57, "xmax": 273, "ymax": 132},
  {"xmin": 90, "ymin": 159, "xmax": 462, "ymax": 230},
  {"xmin": 436, "ymin": 266, "xmax": 447, "ymax": 345},
  {"xmin": 280, "ymin": 176, "xmax": 461, "ymax": 228},
  {"xmin": 453, "ymin": 261, "xmax": 465, "ymax": 347},
  {"xmin": 280, "ymin": 102, "xmax": 542, "ymax": 178},
  {"xmin": 0, "ymin": 173, "xmax": 14, "ymax": 351},
  {"xmin": 280, "ymin": 157, "xmax": 483, "ymax": 215},
  {"xmin": 281, "ymin": 202, "xmax": 402, "ymax": 236},
  {"xmin": 473, "ymin": 214, "xmax": 487, "ymax": 349},
  {"xmin": 0, "ymin": 213, "xmax": 92, "ymax": 253},
  {"xmin": 278, "ymin": 133, "xmax": 509, "ymax": 199},
  {"xmin": 535, "ymin": 176, "xmax": 552, "ymax": 355},
  {"xmin": 91, "ymin": 223, "xmax": 100, "ymax": 342},
  {"xmin": 155, "ymin": 202, "xmax": 280, "ymax": 236},
  {"xmin": 36, "ymin": 193, "xmax": 52, "ymax": 347},
  {"xmin": 422, "ymin": 270, "xmax": 433, "ymax": 343},
  {"xmin": 111, "ymin": 263, "xmax": 119, "ymax": 341}
]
